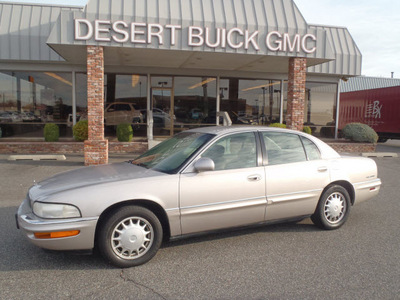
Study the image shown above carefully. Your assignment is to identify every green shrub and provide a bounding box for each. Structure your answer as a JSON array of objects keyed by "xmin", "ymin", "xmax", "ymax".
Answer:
[
  {"xmin": 303, "ymin": 126, "xmax": 312, "ymax": 134},
  {"xmin": 43, "ymin": 123, "xmax": 59, "ymax": 142},
  {"xmin": 116, "ymin": 123, "xmax": 133, "ymax": 142},
  {"xmin": 73, "ymin": 120, "xmax": 88, "ymax": 141},
  {"xmin": 269, "ymin": 123, "xmax": 286, "ymax": 128},
  {"xmin": 342, "ymin": 123, "xmax": 378, "ymax": 143}
]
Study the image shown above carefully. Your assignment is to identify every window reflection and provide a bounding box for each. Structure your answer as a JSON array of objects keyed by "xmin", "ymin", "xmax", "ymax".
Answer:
[
  {"xmin": 0, "ymin": 72, "xmax": 339, "ymax": 140},
  {"xmin": 262, "ymin": 132, "xmax": 307, "ymax": 165},
  {"xmin": 219, "ymin": 79, "xmax": 282, "ymax": 125},
  {"xmin": 303, "ymin": 82, "xmax": 337, "ymax": 137},
  {"xmin": 173, "ymin": 76, "xmax": 217, "ymax": 134},
  {"xmin": 0, "ymin": 71, "xmax": 72, "ymax": 138},
  {"xmin": 202, "ymin": 132, "xmax": 257, "ymax": 170}
]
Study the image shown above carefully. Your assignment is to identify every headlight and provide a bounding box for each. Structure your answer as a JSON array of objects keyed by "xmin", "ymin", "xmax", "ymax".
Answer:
[{"xmin": 33, "ymin": 202, "xmax": 81, "ymax": 219}]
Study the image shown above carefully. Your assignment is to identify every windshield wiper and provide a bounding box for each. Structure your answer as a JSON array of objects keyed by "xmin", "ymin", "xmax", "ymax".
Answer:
[{"xmin": 127, "ymin": 160, "xmax": 148, "ymax": 168}]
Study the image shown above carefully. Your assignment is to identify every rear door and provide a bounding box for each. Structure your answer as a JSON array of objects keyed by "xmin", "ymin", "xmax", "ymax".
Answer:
[{"xmin": 261, "ymin": 132, "xmax": 331, "ymax": 221}]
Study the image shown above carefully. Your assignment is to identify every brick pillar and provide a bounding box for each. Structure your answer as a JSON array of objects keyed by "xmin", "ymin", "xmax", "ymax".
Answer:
[
  {"xmin": 286, "ymin": 57, "xmax": 307, "ymax": 131},
  {"xmin": 84, "ymin": 46, "xmax": 108, "ymax": 166}
]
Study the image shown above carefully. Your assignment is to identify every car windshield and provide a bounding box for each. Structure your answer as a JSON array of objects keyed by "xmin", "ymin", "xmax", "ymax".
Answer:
[{"xmin": 131, "ymin": 132, "xmax": 214, "ymax": 173}]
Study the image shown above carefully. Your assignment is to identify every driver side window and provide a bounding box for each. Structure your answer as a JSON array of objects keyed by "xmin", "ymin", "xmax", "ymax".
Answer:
[{"xmin": 202, "ymin": 132, "xmax": 257, "ymax": 171}]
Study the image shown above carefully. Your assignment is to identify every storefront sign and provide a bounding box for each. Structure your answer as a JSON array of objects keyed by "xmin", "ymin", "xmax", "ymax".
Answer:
[{"xmin": 74, "ymin": 19, "xmax": 316, "ymax": 54}]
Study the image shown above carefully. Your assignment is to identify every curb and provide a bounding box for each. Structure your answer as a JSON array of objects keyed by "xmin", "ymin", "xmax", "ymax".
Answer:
[
  {"xmin": 361, "ymin": 152, "xmax": 398, "ymax": 158},
  {"xmin": 8, "ymin": 155, "xmax": 67, "ymax": 161}
]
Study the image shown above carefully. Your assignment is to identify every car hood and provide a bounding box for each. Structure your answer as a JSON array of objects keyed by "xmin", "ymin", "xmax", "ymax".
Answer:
[{"xmin": 29, "ymin": 162, "xmax": 164, "ymax": 201}]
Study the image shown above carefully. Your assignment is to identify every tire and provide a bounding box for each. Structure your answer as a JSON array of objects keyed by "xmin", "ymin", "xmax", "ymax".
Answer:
[
  {"xmin": 97, "ymin": 206, "xmax": 163, "ymax": 268},
  {"xmin": 311, "ymin": 185, "xmax": 351, "ymax": 230}
]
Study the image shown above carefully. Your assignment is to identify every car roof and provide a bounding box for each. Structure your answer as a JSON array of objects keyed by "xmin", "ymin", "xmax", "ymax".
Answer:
[
  {"xmin": 187, "ymin": 125, "xmax": 300, "ymax": 136},
  {"xmin": 186, "ymin": 125, "xmax": 341, "ymax": 159}
]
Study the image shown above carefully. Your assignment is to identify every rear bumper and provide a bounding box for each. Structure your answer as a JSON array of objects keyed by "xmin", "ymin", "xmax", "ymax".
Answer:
[
  {"xmin": 17, "ymin": 199, "xmax": 98, "ymax": 251},
  {"xmin": 353, "ymin": 178, "xmax": 382, "ymax": 204}
]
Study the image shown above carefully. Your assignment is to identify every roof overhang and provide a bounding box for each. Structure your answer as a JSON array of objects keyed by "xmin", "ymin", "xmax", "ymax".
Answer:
[
  {"xmin": 47, "ymin": 0, "xmax": 336, "ymax": 73},
  {"xmin": 49, "ymin": 44, "xmax": 331, "ymax": 73}
]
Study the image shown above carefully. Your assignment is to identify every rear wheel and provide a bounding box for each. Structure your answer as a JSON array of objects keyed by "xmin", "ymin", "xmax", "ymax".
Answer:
[
  {"xmin": 98, "ymin": 206, "xmax": 163, "ymax": 268},
  {"xmin": 311, "ymin": 185, "xmax": 350, "ymax": 230}
]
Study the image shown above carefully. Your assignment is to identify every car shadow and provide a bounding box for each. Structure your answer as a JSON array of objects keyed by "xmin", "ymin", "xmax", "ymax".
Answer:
[
  {"xmin": 162, "ymin": 219, "xmax": 318, "ymax": 249},
  {"xmin": 2, "ymin": 205, "xmax": 321, "ymax": 271}
]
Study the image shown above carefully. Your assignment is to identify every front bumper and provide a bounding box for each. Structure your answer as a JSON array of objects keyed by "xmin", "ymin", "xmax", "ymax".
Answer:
[{"xmin": 17, "ymin": 198, "xmax": 98, "ymax": 251}]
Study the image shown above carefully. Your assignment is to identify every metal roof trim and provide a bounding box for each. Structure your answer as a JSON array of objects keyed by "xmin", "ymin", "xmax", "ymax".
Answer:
[{"xmin": 0, "ymin": 1, "xmax": 84, "ymax": 9}]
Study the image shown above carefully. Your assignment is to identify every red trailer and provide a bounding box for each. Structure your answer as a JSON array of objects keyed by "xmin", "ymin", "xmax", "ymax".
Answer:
[{"xmin": 339, "ymin": 85, "xmax": 400, "ymax": 142}]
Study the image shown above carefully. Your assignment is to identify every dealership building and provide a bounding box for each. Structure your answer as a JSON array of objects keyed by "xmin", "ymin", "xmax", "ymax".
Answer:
[{"xmin": 0, "ymin": 0, "xmax": 362, "ymax": 165}]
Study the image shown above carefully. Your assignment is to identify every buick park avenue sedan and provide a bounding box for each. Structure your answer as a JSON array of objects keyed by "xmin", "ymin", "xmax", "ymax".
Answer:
[{"xmin": 17, "ymin": 126, "xmax": 381, "ymax": 267}]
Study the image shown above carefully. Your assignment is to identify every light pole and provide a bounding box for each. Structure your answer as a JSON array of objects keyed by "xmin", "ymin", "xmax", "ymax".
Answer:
[
  {"xmin": 261, "ymin": 87, "xmax": 266, "ymax": 125},
  {"xmin": 255, "ymin": 99, "xmax": 259, "ymax": 122}
]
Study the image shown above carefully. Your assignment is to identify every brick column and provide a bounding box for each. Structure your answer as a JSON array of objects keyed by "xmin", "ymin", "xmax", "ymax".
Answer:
[
  {"xmin": 286, "ymin": 57, "xmax": 307, "ymax": 131},
  {"xmin": 84, "ymin": 46, "xmax": 108, "ymax": 166}
]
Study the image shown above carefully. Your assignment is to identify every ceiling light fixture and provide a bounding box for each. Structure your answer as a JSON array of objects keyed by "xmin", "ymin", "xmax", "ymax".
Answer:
[
  {"xmin": 44, "ymin": 72, "xmax": 72, "ymax": 86},
  {"xmin": 188, "ymin": 78, "xmax": 216, "ymax": 89},
  {"xmin": 242, "ymin": 81, "xmax": 280, "ymax": 92}
]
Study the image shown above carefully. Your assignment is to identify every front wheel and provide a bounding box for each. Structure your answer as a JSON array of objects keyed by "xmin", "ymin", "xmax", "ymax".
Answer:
[
  {"xmin": 97, "ymin": 206, "xmax": 163, "ymax": 268},
  {"xmin": 311, "ymin": 185, "xmax": 351, "ymax": 230}
]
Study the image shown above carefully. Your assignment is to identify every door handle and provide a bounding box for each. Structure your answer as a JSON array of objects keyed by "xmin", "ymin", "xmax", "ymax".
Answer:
[
  {"xmin": 317, "ymin": 166, "xmax": 328, "ymax": 172},
  {"xmin": 247, "ymin": 174, "xmax": 261, "ymax": 181}
]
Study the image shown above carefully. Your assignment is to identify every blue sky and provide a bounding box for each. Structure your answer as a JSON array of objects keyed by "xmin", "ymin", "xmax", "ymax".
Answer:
[{"xmin": 2, "ymin": 0, "xmax": 399, "ymax": 78}]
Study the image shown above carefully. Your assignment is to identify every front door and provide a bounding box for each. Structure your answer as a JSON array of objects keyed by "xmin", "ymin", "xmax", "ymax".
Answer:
[
  {"xmin": 179, "ymin": 132, "xmax": 267, "ymax": 234},
  {"xmin": 151, "ymin": 88, "xmax": 174, "ymax": 137}
]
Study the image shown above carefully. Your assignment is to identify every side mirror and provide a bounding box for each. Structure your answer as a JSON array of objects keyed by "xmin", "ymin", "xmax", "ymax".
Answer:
[{"xmin": 194, "ymin": 157, "xmax": 215, "ymax": 173}]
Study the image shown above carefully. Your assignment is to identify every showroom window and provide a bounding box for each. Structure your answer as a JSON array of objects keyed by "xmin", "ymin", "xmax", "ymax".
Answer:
[
  {"xmin": 0, "ymin": 71, "xmax": 72, "ymax": 138},
  {"xmin": 219, "ymin": 78, "xmax": 283, "ymax": 126},
  {"xmin": 75, "ymin": 73, "xmax": 148, "ymax": 137},
  {"xmin": 173, "ymin": 76, "xmax": 217, "ymax": 134},
  {"xmin": 303, "ymin": 82, "xmax": 338, "ymax": 137}
]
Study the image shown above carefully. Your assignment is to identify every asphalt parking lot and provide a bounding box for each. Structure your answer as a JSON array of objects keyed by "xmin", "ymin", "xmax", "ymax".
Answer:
[{"xmin": 0, "ymin": 142, "xmax": 399, "ymax": 299}]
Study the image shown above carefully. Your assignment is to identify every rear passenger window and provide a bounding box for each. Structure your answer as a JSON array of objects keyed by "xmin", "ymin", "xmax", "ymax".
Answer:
[
  {"xmin": 262, "ymin": 132, "xmax": 306, "ymax": 165},
  {"xmin": 301, "ymin": 136, "xmax": 321, "ymax": 160}
]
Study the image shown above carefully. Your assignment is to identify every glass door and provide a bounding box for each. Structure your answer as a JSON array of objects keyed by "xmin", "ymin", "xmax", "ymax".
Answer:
[{"xmin": 151, "ymin": 87, "xmax": 174, "ymax": 137}]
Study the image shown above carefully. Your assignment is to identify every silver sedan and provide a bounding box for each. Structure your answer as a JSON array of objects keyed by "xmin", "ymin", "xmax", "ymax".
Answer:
[{"xmin": 17, "ymin": 126, "xmax": 381, "ymax": 267}]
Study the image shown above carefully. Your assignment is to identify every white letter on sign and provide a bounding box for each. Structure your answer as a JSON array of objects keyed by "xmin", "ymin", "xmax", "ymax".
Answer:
[
  {"xmin": 188, "ymin": 26, "xmax": 204, "ymax": 46},
  {"xmin": 266, "ymin": 31, "xmax": 282, "ymax": 51},
  {"xmin": 112, "ymin": 21, "xmax": 129, "ymax": 43},
  {"xmin": 205, "ymin": 27, "xmax": 221, "ymax": 48},
  {"xmin": 245, "ymin": 30, "xmax": 259, "ymax": 50},
  {"xmin": 95, "ymin": 20, "xmax": 111, "ymax": 42},
  {"xmin": 301, "ymin": 34, "xmax": 317, "ymax": 53},
  {"xmin": 227, "ymin": 28, "xmax": 244, "ymax": 49},
  {"xmin": 165, "ymin": 25, "xmax": 182, "ymax": 46},
  {"xmin": 131, "ymin": 23, "xmax": 146, "ymax": 44},
  {"xmin": 147, "ymin": 24, "xmax": 164, "ymax": 44},
  {"xmin": 283, "ymin": 33, "xmax": 300, "ymax": 52},
  {"xmin": 75, "ymin": 19, "xmax": 93, "ymax": 40}
]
